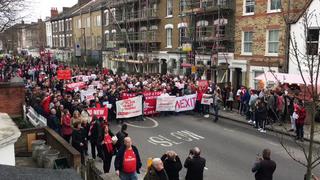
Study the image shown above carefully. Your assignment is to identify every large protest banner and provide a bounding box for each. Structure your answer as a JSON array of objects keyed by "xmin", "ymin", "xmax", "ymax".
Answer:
[
  {"xmin": 156, "ymin": 96, "xmax": 176, "ymax": 111},
  {"xmin": 143, "ymin": 91, "xmax": 162, "ymax": 115},
  {"xmin": 87, "ymin": 108, "xmax": 108, "ymax": 121},
  {"xmin": 57, "ymin": 70, "xmax": 72, "ymax": 80},
  {"xmin": 201, "ymin": 94, "xmax": 213, "ymax": 105},
  {"xmin": 116, "ymin": 96, "xmax": 143, "ymax": 118},
  {"xmin": 175, "ymin": 94, "xmax": 197, "ymax": 112},
  {"xmin": 121, "ymin": 91, "xmax": 161, "ymax": 115}
]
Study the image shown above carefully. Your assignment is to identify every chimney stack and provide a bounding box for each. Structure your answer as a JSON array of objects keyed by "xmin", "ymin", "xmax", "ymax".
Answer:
[{"xmin": 50, "ymin": 7, "xmax": 58, "ymax": 18}]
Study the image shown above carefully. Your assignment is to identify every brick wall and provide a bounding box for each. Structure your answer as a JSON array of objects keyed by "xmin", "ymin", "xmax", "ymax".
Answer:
[
  {"xmin": 234, "ymin": 0, "xmax": 308, "ymax": 68},
  {"xmin": 0, "ymin": 82, "xmax": 25, "ymax": 117}
]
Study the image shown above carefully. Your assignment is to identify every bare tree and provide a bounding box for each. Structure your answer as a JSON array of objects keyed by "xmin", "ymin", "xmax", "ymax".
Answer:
[
  {"xmin": 0, "ymin": 0, "xmax": 25, "ymax": 32},
  {"xmin": 266, "ymin": 2, "xmax": 320, "ymax": 179}
]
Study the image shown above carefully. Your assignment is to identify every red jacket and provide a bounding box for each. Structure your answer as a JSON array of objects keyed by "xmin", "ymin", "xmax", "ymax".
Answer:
[
  {"xmin": 61, "ymin": 114, "xmax": 72, "ymax": 135},
  {"xmin": 297, "ymin": 108, "xmax": 306, "ymax": 125}
]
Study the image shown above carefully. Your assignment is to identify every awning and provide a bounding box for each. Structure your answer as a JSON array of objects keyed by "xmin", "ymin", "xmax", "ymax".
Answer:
[{"xmin": 254, "ymin": 72, "xmax": 319, "ymax": 85}]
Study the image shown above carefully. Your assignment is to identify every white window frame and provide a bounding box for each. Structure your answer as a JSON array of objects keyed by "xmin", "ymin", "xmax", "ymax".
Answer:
[
  {"xmin": 86, "ymin": 17, "xmax": 90, "ymax": 28},
  {"xmin": 166, "ymin": 0, "xmax": 173, "ymax": 18},
  {"xmin": 78, "ymin": 19, "xmax": 81, "ymax": 29},
  {"xmin": 69, "ymin": 19, "xmax": 72, "ymax": 30},
  {"xmin": 105, "ymin": 10, "xmax": 109, "ymax": 26},
  {"xmin": 96, "ymin": 15, "xmax": 101, "ymax": 26},
  {"xmin": 265, "ymin": 29, "xmax": 280, "ymax": 56},
  {"xmin": 267, "ymin": 0, "xmax": 281, "ymax": 13},
  {"xmin": 243, "ymin": 0, "xmax": 255, "ymax": 16},
  {"xmin": 165, "ymin": 24, "xmax": 173, "ymax": 48},
  {"xmin": 241, "ymin": 31, "xmax": 253, "ymax": 56}
]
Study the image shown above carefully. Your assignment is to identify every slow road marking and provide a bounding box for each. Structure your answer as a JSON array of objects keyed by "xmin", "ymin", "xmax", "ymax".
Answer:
[{"xmin": 147, "ymin": 130, "xmax": 205, "ymax": 147}]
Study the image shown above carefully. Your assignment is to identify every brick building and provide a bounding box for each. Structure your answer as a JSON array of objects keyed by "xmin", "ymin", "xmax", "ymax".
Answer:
[
  {"xmin": 234, "ymin": 0, "xmax": 308, "ymax": 89},
  {"xmin": 1, "ymin": 20, "xmax": 46, "ymax": 55},
  {"xmin": 71, "ymin": 0, "xmax": 105, "ymax": 66}
]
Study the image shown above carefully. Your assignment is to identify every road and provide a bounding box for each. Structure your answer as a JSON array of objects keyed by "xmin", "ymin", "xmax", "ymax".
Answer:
[{"xmin": 99, "ymin": 113, "xmax": 319, "ymax": 180}]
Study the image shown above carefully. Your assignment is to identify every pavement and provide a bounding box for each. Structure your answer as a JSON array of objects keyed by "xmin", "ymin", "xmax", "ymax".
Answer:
[
  {"xmin": 92, "ymin": 114, "xmax": 320, "ymax": 180},
  {"xmin": 215, "ymin": 109, "xmax": 320, "ymax": 144}
]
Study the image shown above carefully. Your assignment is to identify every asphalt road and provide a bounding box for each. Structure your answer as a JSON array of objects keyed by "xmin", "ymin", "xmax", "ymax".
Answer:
[{"xmin": 99, "ymin": 114, "xmax": 320, "ymax": 180}]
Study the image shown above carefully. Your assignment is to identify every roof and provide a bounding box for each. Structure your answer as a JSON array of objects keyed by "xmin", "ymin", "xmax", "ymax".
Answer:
[
  {"xmin": 71, "ymin": 0, "xmax": 105, "ymax": 16},
  {"xmin": 290, "ymin": 0, "xmax": 314, "ymax": 24},
  {"xmin": 50, "ymin": 4, "xmax": 81, "ymax": 21},
  {"xmin": 0, "ymin": 113, "xmax": 21, "ymax": 149},
  {"xmin": 0, "ymin": 165, "xmax": 82, "ymax": 180}
]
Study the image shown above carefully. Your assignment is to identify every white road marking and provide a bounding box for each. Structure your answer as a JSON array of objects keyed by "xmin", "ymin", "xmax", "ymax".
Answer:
[
  {"xmin": 223, "ymin": 128, "xmax": 235, "ymax": 133},
  {"xmin": 126, "ymin": 117, "xmax": 159, "ymax": 129}
]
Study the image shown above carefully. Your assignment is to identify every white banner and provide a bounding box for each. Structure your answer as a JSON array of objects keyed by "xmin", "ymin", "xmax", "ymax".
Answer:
[
  {"xmin": 175, "ymin": 94, "xmax": 197, "ymax": 112},
  {"xmin": 80, "ymin": 89, "xmax": 96, "ymax": 101},
  {"xmin": 156, "ymin": 96, "xmax": 176, "ymax": 111},
  {"xmin": 116, "ymin": 96, "xmax": 143, "ymax": 118},
  {"xmin": 201, "ymin": 94, "xmax": 213, "ymax": 105}
]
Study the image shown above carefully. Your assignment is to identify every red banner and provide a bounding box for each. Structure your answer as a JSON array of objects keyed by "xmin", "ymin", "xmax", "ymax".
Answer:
[
  {"xmin": 57, "ymin": 70, "xmax": 72, "ymax": 80},
  {"xmin": 66, "ymin": 82, "xmax": 86, "ymax": 91},
  {"xmin": 121, "ymin": 91, "xmax": 162, "ymax": 115},
  {"xmin": 87, "ymin": 108, "xmax": 108, "ymax": 122}
]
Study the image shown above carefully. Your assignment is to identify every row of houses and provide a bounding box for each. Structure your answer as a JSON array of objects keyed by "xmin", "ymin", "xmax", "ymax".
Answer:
[
  {"xmin": 0, "ymin": 19, "xmax": 46, "ymax": 57},
  {"xmin": 1, "ymin": 0, "xmax": 319, "ymax": 89}
]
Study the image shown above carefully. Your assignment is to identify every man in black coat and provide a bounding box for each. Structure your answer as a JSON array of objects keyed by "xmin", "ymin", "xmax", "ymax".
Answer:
[
  {"xmin": 252, "ymin": 148, "xmax": 276, "ymax": 180},
  {"xmin": 184, "ymin": 147, "xmax": 206, "ymax": 180},
  {"xmin": 161, "ymin": 151, "xmax": 182, "ymax": 180}
]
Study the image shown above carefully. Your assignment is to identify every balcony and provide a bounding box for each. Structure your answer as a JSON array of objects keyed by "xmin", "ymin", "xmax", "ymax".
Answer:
[
  {"xmin": 108, "ymin": 0, "xmax": 138, "ymax": 7},
  {"xmin": 194, "ymin": 25, "xmax": 233, "ymax": 42},
  {"xmin": 113, "ymin": 8, "xmax": 160, "ymax": 24},
  {"xmin": 182, "ymin": 0, "xmax": 234, "ymax": 14},
  {"xmin": 115, "ymin": 31, "xmax": 160, "ymax": 44}
]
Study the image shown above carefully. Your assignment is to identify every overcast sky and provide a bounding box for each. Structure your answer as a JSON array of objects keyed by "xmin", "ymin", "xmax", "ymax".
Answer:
[{"xmin": 22, "ymin": 0, "xmax": 78, "ymax": 22}]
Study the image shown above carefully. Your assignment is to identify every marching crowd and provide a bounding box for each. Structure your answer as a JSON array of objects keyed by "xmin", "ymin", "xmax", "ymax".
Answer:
[{"xmin": 1, "ymin": 54, "xmax": 319, "ymax": 180}]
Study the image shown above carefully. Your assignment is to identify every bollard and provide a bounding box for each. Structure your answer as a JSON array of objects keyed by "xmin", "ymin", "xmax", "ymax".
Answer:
[
  {"xmin": 43, "ymin": 149, "xmax": 60, "ymax": 169},
  {"xmin": 31, "ymin": 140, "xmax": 46, "ymax": 161},
  {"xmin": 36, "ymin": 145, "xmax": 51, "ymax": 167}
]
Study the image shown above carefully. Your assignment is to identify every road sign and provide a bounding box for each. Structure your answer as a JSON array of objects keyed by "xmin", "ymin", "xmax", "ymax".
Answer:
[{"xmin": 75, "ymin": 43, "xmax": 81, "ymax": 57}]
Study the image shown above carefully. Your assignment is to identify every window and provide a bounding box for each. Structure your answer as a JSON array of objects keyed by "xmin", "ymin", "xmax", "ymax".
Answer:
[
  {"xmin": 166, "ymin": 28, "xmax": 173, "ymax": 48},
  {"xmin": 179, "ymin": 0, "xmax": 186, "ymax": 13},
  {"xmin": 86, "ymin": 17, "xmax": 90, "ymax": 28},
  {"xmin": 307, "ymin": 29, "xmax": 320, "ymax": 55},
  {"xmin": 267, "ymin": 29, "xmax": 279, "ymax": 55},
  {"xmin": 242, "ymin": 31, "xmax": 253, "ymax": 54},
  {"xmin": 105, "ymin": 11, "xmax": 109, "ymax": 26},
  {"xmin": 61, "ymin": 20, "xmax": 64, "ymax": 31},
  {"xmin": 69, "ymin": 34, "xmax": 72, "ymax": 47},
  {"xmin": 179, "ymin": 27, "xmax": 186, "ymax": 46},
  {"xmin": 254, "ymin": 71, "xmax": 263, "ymax": 90},
  {"xmin": 105, "ymin": 31, "xmax": 110, "ymax": 41},
  {"xmin": 167, "ymin": 0, "xmax": 173, "ymax": 17},
  {"xmin": 244, "ymin": 0, "xmax": 255, "ymax": 15},
  {"xmin": 96, "ymin": 15, "xmax": 101, "ymax": 26},
  {"xmin": 268, "ymin": 0, "xmax": 281, "ymax": 12},
  {"xmin": 78, "ymin": 19, "xmax": 81, "ymax": 29}
]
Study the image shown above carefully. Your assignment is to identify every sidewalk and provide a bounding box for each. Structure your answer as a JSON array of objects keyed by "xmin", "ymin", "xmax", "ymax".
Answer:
[{"xmin": 212, "ymin": 109, "xmax": 320, "ymax": 144}]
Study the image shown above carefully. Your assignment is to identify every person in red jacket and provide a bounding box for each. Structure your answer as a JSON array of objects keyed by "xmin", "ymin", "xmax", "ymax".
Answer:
[
  {"xmin": 61, "ymin": 109, "xmax": 73, "ymax": 143},
  {"xmin": 296, "ymin": 100, "xmax": 306, "ymax": 142}
]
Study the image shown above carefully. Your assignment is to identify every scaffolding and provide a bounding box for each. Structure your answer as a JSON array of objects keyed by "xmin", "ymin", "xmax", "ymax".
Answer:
[
  {"xmin": 106, "ymin": 0, "xmax": 161, "ymax": 73},
  {"xmin": 179, "ymin": 0, "xmax": 234, "ymax": 81}
]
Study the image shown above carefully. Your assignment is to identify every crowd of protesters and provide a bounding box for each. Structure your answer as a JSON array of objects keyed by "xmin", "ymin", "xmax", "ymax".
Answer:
[{"xmin": 2, "ymin": 54, "xmax": 320, "ymax": 179}]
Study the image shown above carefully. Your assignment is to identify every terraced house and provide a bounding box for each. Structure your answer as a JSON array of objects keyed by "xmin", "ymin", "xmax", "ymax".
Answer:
[
  {"xmin": 234, "ymin": 0, "xmax": 309, "ymax": 88},
  {"xmin": 71, "ymin": 0, "xmax": 105, "ymax": 66}
]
